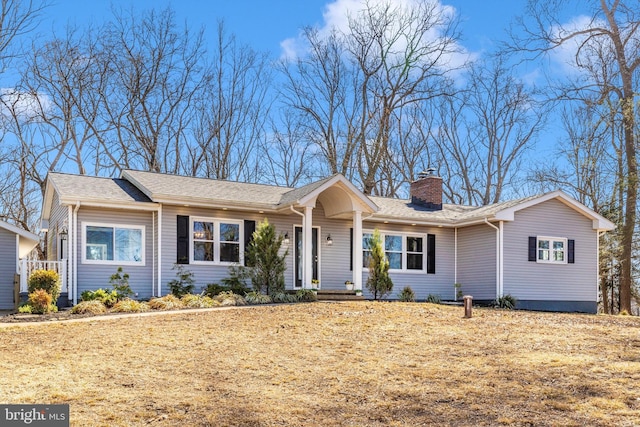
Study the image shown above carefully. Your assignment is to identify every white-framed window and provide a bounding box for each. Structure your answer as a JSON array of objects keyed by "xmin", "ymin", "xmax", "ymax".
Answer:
[
  {"xmin": 363, "ymin": 231, "xmax": 426, "ymax": 272},
  {"xmin": 537, "ymin": 237, "xmax": 567, "ymax": 264},
  {"xmin": 82, "ymin": 222, "xmax": 145, "ymax": 265},
  {"xmin": 191, "ymin": 217, "xmax": 242, "ymax": 264}
]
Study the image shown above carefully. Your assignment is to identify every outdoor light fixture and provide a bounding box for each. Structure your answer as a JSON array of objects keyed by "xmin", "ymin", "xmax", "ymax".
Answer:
[
  {"xmin": 59, "ymin": 226, "xmax": 68, "ymax": 241},
  {"xmin": 326, "ymin": 234, "xmax": 333, "ymax": 246},
  {"xmin": 283, "ymin": 232, "xmax": 290, "ymax": 245}
]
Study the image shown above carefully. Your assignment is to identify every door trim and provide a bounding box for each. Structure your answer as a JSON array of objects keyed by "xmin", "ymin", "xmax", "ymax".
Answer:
[{"xmin": 293, "ymin": 225, "xmax": 320, "ymax": 288}]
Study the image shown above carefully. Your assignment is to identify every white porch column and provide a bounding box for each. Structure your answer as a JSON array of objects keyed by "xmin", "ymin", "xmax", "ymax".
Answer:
[
  {"xmin": 303, "ymin": 205, "xmax": 313, "ymax": 289},
  {"xmin": 352, "ymin": 210, "xmax": 363, "ymax": 290}
]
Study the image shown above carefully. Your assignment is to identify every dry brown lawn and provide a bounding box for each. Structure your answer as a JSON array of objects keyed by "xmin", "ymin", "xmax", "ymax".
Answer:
[{"xmin": 1, "ymin": 302, "xmax": 639, "ymax": 426}]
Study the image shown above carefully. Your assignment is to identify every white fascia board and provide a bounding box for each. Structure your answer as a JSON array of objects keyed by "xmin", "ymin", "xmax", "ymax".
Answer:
[
  {"xmin": 365, "ymin": 215, "xmax": 455, "ymax": 228},
  {"xmin": 155, "ymin": 197, "xmax": 277, "ymax": 213},
  {"xmin": 59, "ymin": 199, "xmax": 160, "ymax": 212},
  {"xmin": 492, "ymin": 190, "xmax": 615, "ymax": 231},
  {"xmin": 297, "ymin": 175, "xmax": 379, "ymax": 213}
]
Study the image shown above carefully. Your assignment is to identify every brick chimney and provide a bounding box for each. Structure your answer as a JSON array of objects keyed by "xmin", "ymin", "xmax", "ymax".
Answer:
[{"xmin": 410, "ymin": 168, "xmax": 442, "ymax": 210}]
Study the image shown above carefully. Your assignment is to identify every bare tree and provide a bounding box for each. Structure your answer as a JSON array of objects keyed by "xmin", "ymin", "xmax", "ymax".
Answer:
[
  {"xmin": 279, "ymin": 28, "xmax": 358, "ymax": 177},
  {"xmin": 429, "ymin": 58, "xmax": 545, "ymax": 205},
  {"xmin": 511, "ymin": 0, "xmax": 640, "ymax": 313},
  {"xmin": 98, "ymin": 6, "xmax": 205, "ymax": 174},
  {"xmin": 190, "ymin": 23, "xmax": 271, "ymax": 182},
  {"xmin": 347, "ymin": 0, "xmax": 463, "ymax": 195}
]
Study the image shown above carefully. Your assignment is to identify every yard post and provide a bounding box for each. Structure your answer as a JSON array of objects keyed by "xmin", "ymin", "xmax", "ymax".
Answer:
[{"xmin": 463, "ymin": 295, "xmax": 473, "ymax": 318}]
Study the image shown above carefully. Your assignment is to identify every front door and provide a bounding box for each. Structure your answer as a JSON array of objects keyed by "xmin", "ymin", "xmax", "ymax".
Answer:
[{"xmin": 295, "ymin": 226, "xmax": 319, "ymax": 288}]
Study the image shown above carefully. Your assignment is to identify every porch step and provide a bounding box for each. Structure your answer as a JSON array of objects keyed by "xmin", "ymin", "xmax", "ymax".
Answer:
[{"xmin": 316, "ymin": 290, "xmax": 365, "ymax": 301}]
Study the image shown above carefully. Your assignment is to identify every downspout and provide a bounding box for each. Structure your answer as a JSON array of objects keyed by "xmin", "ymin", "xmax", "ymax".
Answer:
[
  {"xmin": 157, "ymin": 205, "xmax": 162, "ymax": 297},
  {"xmin": 454, "ymin": 227, "xmax": 458, "ymax": 300},
  {"xmin": 72, "ymin": 202, "xmax": 80, "ymax": 305},
  {"xmin": 152, "ymin": 210, "xmax": 156, "ymax": 297},
  {"xmin": 484, "ymin": 218, "xmax": 501, "ymax": 300}
]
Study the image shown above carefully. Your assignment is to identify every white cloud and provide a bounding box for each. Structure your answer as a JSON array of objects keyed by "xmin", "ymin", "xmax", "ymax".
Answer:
[
  {"xmin": 0, "ymin": 88, "xmax": 50, "ymax": 122},
  {"xmin": 280, "ymin": 0, "xmax": 476, "ymax": 75},
  {"xmin": 548, "ymin": 15, "xmax": 610, "ymax": 77}
]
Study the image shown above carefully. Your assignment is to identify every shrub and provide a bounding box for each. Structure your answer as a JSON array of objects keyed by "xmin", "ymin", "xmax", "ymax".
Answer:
[
  {"xmin": 426, "ymin": 293, "xmax": 441, "ymax": 304},
  {"xmin": 495, "ymin": 294, "xmax": 517, "ymax": 310},
  {"xmin": 366, "ymin": 229, "xmax": 393, "ymax": 300},
  {"xmin": 27, "ymin": 289, "xmax": 58, "ymax": 314},
  {"xmin": 168, "ymin": 264, "xmax": 195, "ymax": 298},
  {"xmin": 18, "ymin": 304, "xmax": 32, "ymax": 314},
  {"xmin": 214, "ymin": 291, "xmax": 247, "ymax": 306},
  {"xmin": 111, "ymin": 299, "xmax": 149, "ymax": 313},
  {"xmin": 81, "ymin": 288, "xmax": 118, "ymax": 307},
  {"xmin": 296, "ymin": 289, "xmax": 318, "ymax": 302},
  {"xmin": 109, "ymin": 267, "xmax": 133, "ymax": 300},
  {"xmin": 245, "ymin": 219, "xmax": 288, "ymax": 295},
  {"xmin": 271, "ymin": 292, "xmax": 298, "ymax": 303},
  {"xmin": 244, "ymin": 291, "xmax": 273, "ymax": 305},
  {"xmin": 71, "ymin": 300, "xmax": 108, "ymax": 315},
  {"xmin": 27, "ymin": 269, "xmax": 61, "ymax": 302},
  {"xmin": 398, "ymin": 286, "xmax": 416, "ymax": 302},
  {"xmin": 181, "ymin": 294, "xmax": 219, "ymax": 308},
  {"xmin": 203, "ymin": 281, "xmax": 251, "ymax": 298},
  {"xmin": 221, "ymin": 265, "xmax": 252, "ymax": 294},
  {"xmin": 148, "ymin": 295, "xmax": 185, "ymax": 310}
]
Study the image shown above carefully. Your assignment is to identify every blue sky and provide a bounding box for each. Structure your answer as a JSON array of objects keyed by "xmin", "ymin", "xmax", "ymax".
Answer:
[{"xmin": 43, "ymin": 0, "xmax": 526, "ymax": 58}]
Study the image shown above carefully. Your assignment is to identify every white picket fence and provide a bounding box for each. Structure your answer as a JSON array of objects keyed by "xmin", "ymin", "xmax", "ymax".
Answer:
[{"xmin": 19, "ymin": 259, "xmax": 68, "ymax": 295}]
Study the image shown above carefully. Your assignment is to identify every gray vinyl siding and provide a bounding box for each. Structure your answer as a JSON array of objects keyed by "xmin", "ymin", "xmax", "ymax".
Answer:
[
  {"xmin": 502, "ymin": 199, "xmax": 598, "ymax": 302},
  {"xmin": 0, "ymin": 228, "xmax": 17, "ymax": 309},
  {"xmin": 456, "ymin": 224, "xmax": 497, "ymax": 300},
  {"xmin": 76, "ymin": 207, "xmax": 154, "ymax": 299},
  {"xmin": 160, "ymin": 205, "xmax": 295, "ymax": 294},
  {"xmin": 360, "ymin": 222, "xmax": 456, "ymax": 301},
  {"xmin": 47, "ymin": 191, "xmax": 69, "ymax": 261}
]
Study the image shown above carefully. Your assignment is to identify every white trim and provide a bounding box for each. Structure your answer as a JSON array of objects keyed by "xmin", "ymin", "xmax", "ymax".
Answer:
[
  {"xmin": 362, "ymin": 229, "xmax": 428, "ymax": 274},
  {"xmin": 536, "ymin": 236, "xmax": 568, "ymax": 264},
  {"xmin": 484, "ymin": 219, "xmax": 501, "ymax": 299},
  {"xmin": 292, "ymin": 224, "xmax": 321, "ymax": 289},
  {"xmin": 81, "ymin": 221, "xmax": 146, "ymax": 266},
  {"xmin": 352, "ymin": 211, "xmax": 363, "ymax": 291},
  {"xmin": 189, "ymin": 216, "xmax": 244, "ymax": 265}
]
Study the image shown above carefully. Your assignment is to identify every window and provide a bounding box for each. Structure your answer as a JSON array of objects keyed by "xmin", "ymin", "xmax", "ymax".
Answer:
[
  {"xmin": 537, "ymin": 237, "xmax": 567, "ymax": 264},
  {"xmin": 406, "ymin": 236, "xmax": 424, "ymax": 270},
  {"xmin": 385, "ymin": 234, "xmax": 403, "ymax": 269},
  {"xmin": 191, "ymin": 217, "xmax": 242, "ymax": 264},
  {"xmin": 83, "ymin": 223, "xmax": 144, "ymax": 265},
  {"xmin": 363, "ymin": 231, "xmax": 428, "ymax": 272}
]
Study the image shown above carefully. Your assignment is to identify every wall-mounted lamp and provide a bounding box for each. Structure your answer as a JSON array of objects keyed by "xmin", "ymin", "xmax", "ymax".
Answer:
[
  {"xmin": 59, "ymin": 226, "xmax": 68, "ymax": 241},
  {"xmin": 326, "ymin": 234, "xmax": 333, "ymax": 246},
  {"xmin": 283, "ymin": 232, "xmax": 290, "ymax": 245}
]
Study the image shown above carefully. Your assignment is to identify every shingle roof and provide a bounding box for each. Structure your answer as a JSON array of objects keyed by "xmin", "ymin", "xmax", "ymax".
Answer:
[
  {"xmin": 49, "ymin": 172, "xmax": 152, "ymax": 204},
  {"xmin": 370, "ymin": 194, "xmax": 542, "ymax": 224},
  {"xmin": 123, "ymin": 170, "xmax": 292, "ymax": 207}
]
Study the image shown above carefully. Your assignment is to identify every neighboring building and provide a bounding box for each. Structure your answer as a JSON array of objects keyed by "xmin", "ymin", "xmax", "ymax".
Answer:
[
  {"xmin": 0, "ymin": 221, "xmax": 39, "ymax": 309},
  {"xmin": 40, "ymin": 169, "xmax": 615, "ymax": 313}
]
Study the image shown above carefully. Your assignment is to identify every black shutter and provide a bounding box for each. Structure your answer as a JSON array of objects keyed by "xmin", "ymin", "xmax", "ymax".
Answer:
[
  {"xmin": 177, "ymin": 215, "xmax": 189, "ymax": 264},
  {"xmin": 568, "ymin": 239, "xmax": 575, "ymax": 264},
  {"xmin": 350, "ymin": 228, "xmax": 353, "ymax": 271},
  {"xmin": 427, "ymin": 234, "xmax": 436, "ymax": 274},
  {"xmin": 244, "ymin": 220, "xmax": 256, "ymax": 266},
  {"xmin": 528, "ymin": 236, "xmax": 537, "ymax": 262}
]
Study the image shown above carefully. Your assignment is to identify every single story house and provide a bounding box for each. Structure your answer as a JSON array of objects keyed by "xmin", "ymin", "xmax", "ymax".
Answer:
[
  {"xmin": 40, "ymin": 169, "xmax": 615, "ymax": 313},
  {"xmin": 0, "ymin": 220, "xmax": 39, "ymax": 309}
]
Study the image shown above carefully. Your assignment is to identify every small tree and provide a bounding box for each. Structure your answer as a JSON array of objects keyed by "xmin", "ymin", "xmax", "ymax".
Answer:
[
  {"xmin": 168, "ymin": 264, "xmax": 195, "ymax": 297},
  {"xmin": 366, "ymin": 229, "xmax": 393, "ymax": 300},
  {"xmin": 109, "ymin": 267, "xmax": 133, "ymax": 300},
  {"xmin": 245, "ymin": 219, "xmax": 288, "ymax": 295}
]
